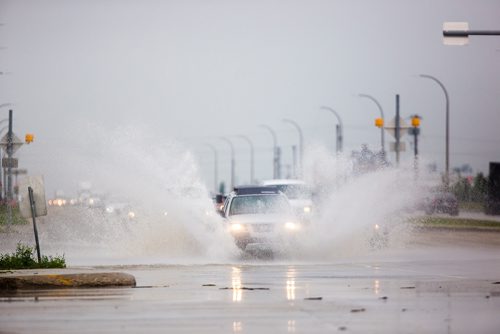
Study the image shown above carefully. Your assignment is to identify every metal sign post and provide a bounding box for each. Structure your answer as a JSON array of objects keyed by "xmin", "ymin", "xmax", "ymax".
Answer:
[
  {"xmin": 28, "ymin": 186, "xmax": 42, "ymax": 263},
  {"xmin": 19, "ymin": 176, "xmax": 48, "ymax": 264}
]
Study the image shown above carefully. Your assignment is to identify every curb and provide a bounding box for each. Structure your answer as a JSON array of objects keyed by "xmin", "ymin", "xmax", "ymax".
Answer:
[{"xmin": 0, "ymin": 272, "xmax": 136, "ymax": 290}]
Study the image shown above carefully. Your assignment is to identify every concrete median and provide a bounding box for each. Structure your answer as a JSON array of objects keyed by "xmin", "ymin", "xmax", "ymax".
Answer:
[{"xmin": 0, "ymin": 272, "xmax": 136, "ymax": 290}]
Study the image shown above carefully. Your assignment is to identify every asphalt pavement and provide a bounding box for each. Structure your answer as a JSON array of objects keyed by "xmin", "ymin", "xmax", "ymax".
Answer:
[{"xmin": 1, "ymin": 228, "xmax": 500, "ymax": 334}]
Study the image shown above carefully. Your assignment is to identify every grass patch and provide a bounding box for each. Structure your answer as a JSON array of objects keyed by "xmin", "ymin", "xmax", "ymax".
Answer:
[
  {"xmin": 412, "ymin": 216, "xmax": 500, "ymax": 230},
  {"xmin": 0, "ymin": 205, "xmax": 28, "ymax": 226},
  {"xmin": 459, "ymin": 201, "xmax": 484, "ymax": 212},
  {"xmin": 0, "ymin": 243, "xmax": 66, "ymax": 270}
]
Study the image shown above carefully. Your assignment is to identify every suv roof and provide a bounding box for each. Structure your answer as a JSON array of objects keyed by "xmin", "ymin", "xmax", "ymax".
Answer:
[
  {"xmin": 233, "ymin": 185, "xmax": 280, "ymax": 195},
  {"xmin": 262, "ymin": 179, "xmax": 306, "ymax": 186}
]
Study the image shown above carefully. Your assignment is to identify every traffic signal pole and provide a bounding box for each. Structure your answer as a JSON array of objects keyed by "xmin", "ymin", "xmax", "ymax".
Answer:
[
  {"xmin": 395, "ymin": 95, "xmax": 400, "ymax": 167},
  {"xmin": 7, "ymin": 109, "xmax": 13, "ymax": 227}
]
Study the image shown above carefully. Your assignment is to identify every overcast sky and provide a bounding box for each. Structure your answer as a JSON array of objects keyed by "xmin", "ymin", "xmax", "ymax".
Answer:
[{"xmin": 1, "ymin": 0, "xmax": 499, "ymax": 195}]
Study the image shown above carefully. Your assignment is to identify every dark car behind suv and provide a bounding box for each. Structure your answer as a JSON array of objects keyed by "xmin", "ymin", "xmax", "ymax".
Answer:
[{"xmin": 424, "ymin": 192, "xmax": 459, "ymax": 216}]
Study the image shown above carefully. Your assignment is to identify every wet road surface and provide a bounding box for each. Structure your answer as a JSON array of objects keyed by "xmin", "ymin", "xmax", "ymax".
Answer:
[{"xmin": 1, "ymin": 231, "xmax": 500, "ymax": 334}]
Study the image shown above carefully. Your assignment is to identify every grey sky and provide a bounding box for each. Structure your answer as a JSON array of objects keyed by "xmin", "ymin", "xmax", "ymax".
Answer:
[{"xmin": 1, "ymin": 0, "xmax": 499, "ymax": 194}]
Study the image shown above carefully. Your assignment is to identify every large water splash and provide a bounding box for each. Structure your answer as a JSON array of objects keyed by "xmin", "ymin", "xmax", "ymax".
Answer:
[
  {"xmin": 15, "ymin": 123, "xmax": 239, "ymax": 265},
  {"xmin": 5, "ymin": 125, "xmax": 433, "ymax": 265}
]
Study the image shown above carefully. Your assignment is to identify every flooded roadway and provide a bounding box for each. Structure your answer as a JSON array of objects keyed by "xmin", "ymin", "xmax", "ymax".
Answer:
[{"xmin": 1, "ymin": 229, "xmax": 500, "ymax": 334}]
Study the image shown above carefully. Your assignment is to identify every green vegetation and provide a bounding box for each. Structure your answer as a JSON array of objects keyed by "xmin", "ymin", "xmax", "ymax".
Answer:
[
  {"xmin": 458, "ymin": 201, "xmax": 484, "ymax": 212},
  {"xmin": 450, "ymin": 172, "xmax": 488, "ymax": 202},
  {"xmin": 0, "ymin": 244, "xmax": 66, "ymax": 270},
  {"xmin": 413, "ymin": 216, "xmax": 500, "ymax": 230},
  {"xmin": 0, "ymin": 205, "xmax": 27, "ymax": 227}
]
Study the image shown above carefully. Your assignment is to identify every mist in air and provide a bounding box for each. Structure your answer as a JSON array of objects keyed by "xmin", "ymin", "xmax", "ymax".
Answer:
[{"xmin": 9, "ymin": 123, "xmax": 430, "ymax": 266}]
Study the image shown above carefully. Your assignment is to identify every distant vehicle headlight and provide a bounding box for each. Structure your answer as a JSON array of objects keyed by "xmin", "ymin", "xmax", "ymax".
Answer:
[
  {"xmin": 57, "ymin": 199, "xmax": 63, "ymax": 207},
  {"xmin": 374, "ymin": 224, "xmax": 380, "ymax": 230},
  {"xmin": 128, "ymin": 211, "xmax": 136, "ymax": 219},
  {"xmin": 230, "ymin": 223, "xmax": 244, "ymax": 232},
  {"xmin": 285, "ymin": 222, "xmax": 300, "ymax": 231},
  {"xmin": 303, "ymin": 206, "xmax": 312, "ymax": 213},
  {"xmin": 105, "ymin": 207, "xmax": 114, "ymax": 213},
  {"xmin": 163, "ymin": 211, "xmax": 169, "ymax": 216}
]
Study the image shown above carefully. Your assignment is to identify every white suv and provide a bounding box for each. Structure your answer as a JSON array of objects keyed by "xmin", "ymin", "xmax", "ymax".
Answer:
[{"xmin": 222, "ymin": 186, "xmax": 300, "ymax": 254}]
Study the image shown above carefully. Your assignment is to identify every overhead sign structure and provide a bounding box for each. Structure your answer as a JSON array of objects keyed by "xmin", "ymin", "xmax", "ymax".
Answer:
[
  {"xmin": 2, "ymin": 157, "xmax": 18, "ymax": 168},
  {"xmin": 18, "ymin": 175, "xmax": 48, "ymax": 219},
  {"xmin": 390, "ymin": 142, "xmax": 406, "ymax": 152},
  {"xmin": 443, "ymin": 22, "xmax": 500, "ymax": 46},
  {"xmin": 443, "ymin": 22, "xmax": 470, "ymax": 46},
  {"xmin": 0, "ymin": 132, "xmax": 24, "ymax": 154},
  {"xmin": 384, "ymin": 117, "xmax": 410, "ymax": 139},
  {"xmin": 12, "ymin": 168, "xmax": 28, "ymax": 176}
]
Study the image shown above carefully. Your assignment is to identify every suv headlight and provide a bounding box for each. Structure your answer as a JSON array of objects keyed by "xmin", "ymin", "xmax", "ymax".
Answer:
[
  {"xmin": 230, "ymin": 223, "xmax": 244, "ymax": 232},
  {"xmin": 285, "ymin": 222, "xmax": 300, "ymax": 231},
  {"xmin": 303, "ymin": 206, "xmax": 312, "ymax": 213}
]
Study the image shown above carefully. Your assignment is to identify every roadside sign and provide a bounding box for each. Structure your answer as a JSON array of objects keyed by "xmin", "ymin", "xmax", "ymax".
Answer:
[
  {"xmin": 2, "ymin": 157, "xmax": 18, "ymax": 168},
  {"xmin": 384, "ymin": 117, "xmax": 410, "ymax": 138},
  {"xmin": 18, "ymin": 175, "xmax": 48, "ymax": 218},
  {"xmin": 443, "ymin": 22, "xmax": 469, "ymax": 46},
  {"xmin": 0, "ymin": 133, "xmax": 24, "ymax": 154},
  {"xmin": 390, "ymin": 142, "xmax": 406, "ymax": 152},
  {"xmin": 12, "ymin": 168, "xmax": 28, "ymax": 175}
]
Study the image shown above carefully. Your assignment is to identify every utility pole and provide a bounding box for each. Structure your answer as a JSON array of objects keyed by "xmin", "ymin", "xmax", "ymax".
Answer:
[
  {"xmin": 283, "ymin": 118, "xmax": 304, "ymax": 177},
  {"xmin": 291, "ymin": 145, "xmax": 297, "ymax": 179},
  {"xmin": 260, "ymin": 124, "xmax": 279, "ymax": 179},
  {"xmin": 395, "ymin": 95, "xmax": 401, "ymax": 166},
  {"xmin": 218, "ymin": 137, "xmax": 235, "ymax": 191},
  {"xmin": 235, "ymin": 135, "xmax": 254, "ymax": 184},
  {"xmin": 320, "ymin": 106, "xmax": 343, "ymax": 154},
  {"xmin": 410, "ymin": 115, "xmax": 421, "ymax": 180},
  {"xmin": 7, "ymin": 110, "xmax": 13, "ymax": 227}
]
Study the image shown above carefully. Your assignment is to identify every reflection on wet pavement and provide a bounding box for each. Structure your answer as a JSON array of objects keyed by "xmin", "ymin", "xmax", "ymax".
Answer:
[
  {"xmin": 286, "ymin": 267, "xmax": 296, "ymax": 301},
  {"xmin": 2, "ymin": 246, "xmax": 500, "ymax": 333},
  {"xmin": 231, "ymin": 266, "xmax": 242, "ymax": 303}
]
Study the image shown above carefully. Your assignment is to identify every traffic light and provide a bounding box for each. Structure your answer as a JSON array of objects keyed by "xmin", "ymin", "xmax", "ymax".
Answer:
[
  {"xmin": 374, "ymin": 118, "xmax": 384, "ymax": 128},
  {"xmin": 411, "ymin": 116, "xmax": 421, "ymax": 127},
  {"xmin": 25, "ymin": 133, "xmax": 34, "ymax": 144}
]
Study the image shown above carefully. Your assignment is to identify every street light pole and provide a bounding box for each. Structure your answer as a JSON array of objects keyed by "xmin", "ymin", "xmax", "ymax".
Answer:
[
  {"xmin": 283, "ymin": 118, "xmax": 304, "ymax": 178},
  {"xmin": 320, "ymin": 106, "xmax": 343, "ymax": 153},
  {"xmin": 235, "ymin": 135, "xmax": 254, "ymax": 184},
  {"xmin": 419, "ymin": 74, "xmax": 450, "ymax": 188},
  {"xmin": 259, "ymin": 124, "xmax": 279, "ymax": 179},
  {"xmin": 204, "ymin": 144, "xmax": 218, "ymax": 194},
  {"xmin": 218, "ymin": 137, "xmax": 235, "ymax": 191},
  {"xmin": 358, "ymin": 94, "xmax": 385, "ymax": 155},
  {"xmin": 6, "ymin": 110, "xmax": 13, "ymax": 227}
]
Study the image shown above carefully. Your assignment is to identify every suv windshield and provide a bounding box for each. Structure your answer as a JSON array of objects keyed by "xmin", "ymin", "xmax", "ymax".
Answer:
[{"xmin": 229, "ymin": 195, "xmax": 291, "ymax": 216}]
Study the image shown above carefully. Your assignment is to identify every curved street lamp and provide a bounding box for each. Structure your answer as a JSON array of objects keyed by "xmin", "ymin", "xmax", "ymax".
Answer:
[
  {"xmin": 358, "ymin": 94, "xmax": 385, "ymax": 155},
  {"xmin": 419, "ymin": 74, "xmax": 450, "ymax": 187},
  {"xmin": 218, "ymin": 137, "xmax": 235, "ymax": 191},
  {"xmin": 235, "ymin": 135, "xmax": 254, "ymax": 184},
  {"xmin": 259, "ymin": 124, "xmax": 279, "ymax": 179},
  {"xmin": 283, "ymin": 118, "xmax": 304, "ymax": 177},
  {"xmin": 320, "ymin": 106, "xmax": 343, "ymax": 153},
  {"xmin": 204, "ymin": 144, "xmax": 218, "ymax": 194}
]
